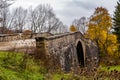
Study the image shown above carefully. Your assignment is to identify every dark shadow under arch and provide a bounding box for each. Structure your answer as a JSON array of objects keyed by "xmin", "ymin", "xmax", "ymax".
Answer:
[{"xmin": 76, "ymin": 41, "xmax": 84, "ymax": 67}]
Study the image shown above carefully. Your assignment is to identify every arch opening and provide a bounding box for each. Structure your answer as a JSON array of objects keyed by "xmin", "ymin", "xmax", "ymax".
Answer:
[{"xmin": 76, "ymin": 41, "xmax": 84, "ymax": 67}]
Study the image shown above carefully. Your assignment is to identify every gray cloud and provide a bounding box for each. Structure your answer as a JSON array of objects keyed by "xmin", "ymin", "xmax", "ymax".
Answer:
[
  {"xmin": 56, "ymin": 0, "xmax": 118, "ymax": 25},
  {"xmin": 70, "ymin": 0, "xmax": 97, "ymax": 10},
  {"xmin": 55, "ymin": 0, "xmax": 98, "ymax": 25},
  {"xmin": 11, "ymin": 0, "xmax": 118, "ymax": 26}
]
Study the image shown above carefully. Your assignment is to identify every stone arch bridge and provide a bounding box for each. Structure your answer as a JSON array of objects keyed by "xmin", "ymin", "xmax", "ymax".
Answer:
[{"xmin": 35, "ymin": 32, "xmax": 99, "ymax": 71}]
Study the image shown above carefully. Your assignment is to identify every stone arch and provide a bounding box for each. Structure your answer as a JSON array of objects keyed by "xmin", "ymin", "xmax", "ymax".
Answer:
[{"xmin": 76, "ymin": 39, "xmax": 85, "ymax": 67}]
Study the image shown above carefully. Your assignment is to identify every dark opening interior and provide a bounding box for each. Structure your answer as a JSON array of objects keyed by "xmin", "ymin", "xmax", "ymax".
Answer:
[{"xmin": 76, "ymin": 41, "xmax": 84, "ymax": 67}]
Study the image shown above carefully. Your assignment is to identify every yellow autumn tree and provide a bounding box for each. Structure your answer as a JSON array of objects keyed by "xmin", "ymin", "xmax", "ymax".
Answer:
[
  {"xmin": 70, "ymin": 25, "xmax": 77, "ymax": 32},
  {"xmin": 85, "ymin": 7, "xmax": 117, "ymax": 56}
]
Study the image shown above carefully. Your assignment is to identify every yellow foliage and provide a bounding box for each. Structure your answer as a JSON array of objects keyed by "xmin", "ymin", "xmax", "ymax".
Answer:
[
  {"xmin": 85, "ymin": 7, "xmax": 117, "ymax": 56},
  {"xmin": 107, "ymin": 45, "xmax": 117, "ymax": 56},
  {"xmin": 69, "ymin": 25, "xmax": 77, "ymax": 32},
  {"xmin": 107, "ymin": 34, "xmax": 117, "ymax": 56},
  {"xmin": 108, "ymin": 34, "xmax": 117, "ymax": 44}
]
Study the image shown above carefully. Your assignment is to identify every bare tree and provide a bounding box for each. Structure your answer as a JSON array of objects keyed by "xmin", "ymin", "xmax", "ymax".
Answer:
[
  {"xmin": 28, "ymin": 5, "xmax": 47, "ymax": 33},
  {"xmin": 72, "ymin": 16, "xmax": 88, "ymax": 34},
  {"xmin": 56, "ymin": 23, "xmax": 68, "ymax": 34},
  {"xmin": 11, "ymin": 7, "xmax": 27, "ymax": 33},
  {"xmin": 0, "ymin": 1, "xmax": 67, "ymax": 34},
  {"xmin": 28, "ymin": 4, "xmax": 66, "ymax": 34},
  {"xmin": 0, "ymin": 0, "xmax": 15, "ymax": 34}
]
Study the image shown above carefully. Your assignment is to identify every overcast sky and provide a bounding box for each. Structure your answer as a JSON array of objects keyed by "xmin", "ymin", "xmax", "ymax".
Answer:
[{"xmin": 11, "ymin": 0, "xmax": 118, "ymax": 26}]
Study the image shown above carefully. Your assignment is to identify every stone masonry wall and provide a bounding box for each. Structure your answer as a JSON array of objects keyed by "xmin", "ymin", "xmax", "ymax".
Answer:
[
  {"xmin": 36, "ymin": 32, "xmax": 99, "ymax": 72},
  {"xmin": 0, "ymin": 32, "xmax": 53, "ymax": 42},
  {"xmin": 36, "ymin": 32, "xmax": 86, "ymax": 71}
]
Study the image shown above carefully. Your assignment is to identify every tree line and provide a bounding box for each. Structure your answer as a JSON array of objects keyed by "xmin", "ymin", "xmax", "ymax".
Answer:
[{"xmin": 0, "ymin": 0, "xmax": 68, "ymax": 34}]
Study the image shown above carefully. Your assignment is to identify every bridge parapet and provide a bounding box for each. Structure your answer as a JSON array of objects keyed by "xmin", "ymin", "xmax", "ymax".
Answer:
[{"xmin": 36, "ymin": 32, "xmax": 84, "ymax": 56}]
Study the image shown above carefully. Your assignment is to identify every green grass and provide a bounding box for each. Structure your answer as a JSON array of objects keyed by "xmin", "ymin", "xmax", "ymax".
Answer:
[
  {"xmin": 0, "ymin": 66, "xmax": 44, "ymax": 80},
  {"xmin": 0, "ymin": 51, "xmax": 120, "ymax": 80},
  {"xmin": 100, "ymin": 65, "xmax": 120, "ymax": 71},
  {"xmin": 0, "ymin": 51, "xmax": 44, "ymax": 80}
]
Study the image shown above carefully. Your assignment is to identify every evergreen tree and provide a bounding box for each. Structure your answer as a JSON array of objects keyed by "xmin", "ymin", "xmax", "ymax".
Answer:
[{"xmin": 113, "ymin": 0, "xmax": 120, "ymax": 45}]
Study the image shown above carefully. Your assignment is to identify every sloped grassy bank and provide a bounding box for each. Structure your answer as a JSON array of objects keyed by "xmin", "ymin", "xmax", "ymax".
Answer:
[{"xmin": 0, "ymin": 52, "xmax": 120, "ymax": 80}]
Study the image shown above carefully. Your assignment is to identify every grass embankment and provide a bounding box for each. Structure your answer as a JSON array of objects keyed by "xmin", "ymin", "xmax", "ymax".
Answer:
[
  {"xmin": 0, "ymin": 51, "xmax": 120, "ymax": 80},
  {"xmin": 0, "ymin": 52, "xmax": 45, "ymax": 80}
]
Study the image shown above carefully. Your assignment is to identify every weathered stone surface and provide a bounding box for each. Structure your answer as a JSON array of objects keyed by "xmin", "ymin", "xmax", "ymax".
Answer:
[
  {"xmin": 0, "ymin": 32, "xmax": 52, "ymax": 42},
  {"xmin": 0, "ymin": 31, "xmax": 99, "ymax": 71},
  {"xmin": 85, "ymin": 39, "xmax": 99, "ymax": 69},
  {"xmin": 0, "ymin": 32, "xmax": 52, "ymax": 52},
  {"xmin": 35, "ymin": 32, "xmax": 99, "ymax": 72}
]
